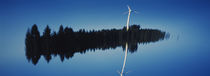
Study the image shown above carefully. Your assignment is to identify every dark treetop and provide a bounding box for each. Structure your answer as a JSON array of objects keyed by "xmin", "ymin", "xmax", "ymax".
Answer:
[{"xmin": 25, "ymin": 24, "xmax": 167, "ymax": 65}]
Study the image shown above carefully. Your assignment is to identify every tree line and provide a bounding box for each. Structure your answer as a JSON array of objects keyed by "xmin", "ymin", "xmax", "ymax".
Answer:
[{"xmin": 25, "ymin": 24, "xmax": 166, "ymax": 65}]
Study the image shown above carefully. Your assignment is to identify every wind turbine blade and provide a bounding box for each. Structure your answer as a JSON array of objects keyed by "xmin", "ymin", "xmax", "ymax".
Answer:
[
  {"xmin": 117, "ymin": 70, "xmax": 121, "ymax": 74},
  {"xmin": 125, "ymin": 71, "xmax": 131, "ymax": 74},
  {"xmin": 123, "ymin": 11, "xmax": 129, "ymax": 14},
  {"xmin": 127, "ymin": 5, "xmax": 131, "ymax": 11},
  {"xmin": 134, "ymin": 10, "xmax": 139, "ymax": 14}
]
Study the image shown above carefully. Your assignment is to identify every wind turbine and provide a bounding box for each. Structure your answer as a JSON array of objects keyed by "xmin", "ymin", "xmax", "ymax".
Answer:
[
  {"xmin": 126, "ymin": 5, "xmax": 131, "ymax": 31},
  {"xmin": 125, "ymin": 5, "xmax": 138, "ymax": 31}
]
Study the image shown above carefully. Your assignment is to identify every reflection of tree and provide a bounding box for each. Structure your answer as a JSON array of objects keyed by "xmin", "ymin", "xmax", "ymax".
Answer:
[{"xmin": 25, "ymin": 24, "xmax": 166, "ymax": 65}]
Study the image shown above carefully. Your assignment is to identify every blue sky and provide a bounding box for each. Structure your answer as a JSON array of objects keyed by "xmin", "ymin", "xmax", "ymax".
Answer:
[{"xmin": 1, "ymin": 0, "xmax": 210, "ymax": 31}]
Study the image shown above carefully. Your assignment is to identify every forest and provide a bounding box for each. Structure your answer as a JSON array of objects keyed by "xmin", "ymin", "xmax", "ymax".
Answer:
[{"xmin": 25, "ymin": 24, "xmax": 166, "ymax": 65}]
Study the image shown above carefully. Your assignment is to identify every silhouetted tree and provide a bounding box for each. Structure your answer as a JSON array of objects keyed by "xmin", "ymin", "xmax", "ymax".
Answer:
[
  {"xmin": 43, "ymin": 25, "xmax": 51, "ymax": 39},
  {"xmin": 31, "ymin": 24, "xmax": 40, "ymax": 39},
  {"xmin": 58, "ymin": 25, "xmax": 64, "ymax": 36}
]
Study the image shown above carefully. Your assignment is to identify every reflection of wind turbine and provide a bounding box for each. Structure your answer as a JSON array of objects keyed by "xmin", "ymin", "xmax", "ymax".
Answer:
[{"xmin": 119, "ymin": 42, "xmax": 128, "ymax": 76}]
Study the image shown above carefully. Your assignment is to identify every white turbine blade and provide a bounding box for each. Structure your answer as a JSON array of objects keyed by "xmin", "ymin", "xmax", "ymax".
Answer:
[
  {"xmin": 123, "ymin": 11, "xmax": 129, "ymax": 14},
  {"xmin": 117, "ymin": 70, "xmax": 121, "ymax": 74},
  {"xmin": 127, "ymin": 5, "xmax": 131, "ymax": 11},
  {"xmin": 125, "ymin": 71, "xmax": 131, "ymax": 74},
  {"xmin": 127, "ymin": 5, "xmax": 130, "ymax": 9},
  {"xmin": 134, "ymin": 10, "xmax": 139, "ymax": 14}
]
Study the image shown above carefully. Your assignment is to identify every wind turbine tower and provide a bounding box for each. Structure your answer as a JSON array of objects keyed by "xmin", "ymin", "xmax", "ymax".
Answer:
[{"xmin": 126, "ymin": 5, "xmax": 132, "ymax": 31}]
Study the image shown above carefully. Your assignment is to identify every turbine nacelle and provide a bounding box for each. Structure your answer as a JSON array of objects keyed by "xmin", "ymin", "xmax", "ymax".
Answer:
[{"xmin": 127, "ymin": 5, "xmax": 138, "ymax": 14}]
